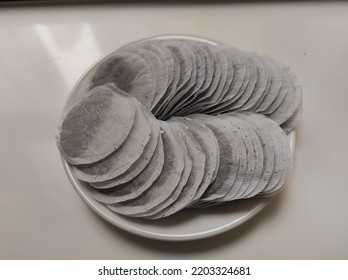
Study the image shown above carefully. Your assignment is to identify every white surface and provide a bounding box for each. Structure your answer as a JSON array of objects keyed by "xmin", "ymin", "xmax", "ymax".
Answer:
[{"xmin": 1, "ymin": 2, "xmax": 348, "ymax": 259}]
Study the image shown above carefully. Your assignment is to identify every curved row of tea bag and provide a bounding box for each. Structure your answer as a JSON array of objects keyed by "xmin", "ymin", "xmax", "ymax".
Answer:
[
  {"xmin": 57, "ymin": 85, "xmax": 292, "ymax": 219},
  {"xmin": 89, "ymin": 38, "xmax": 302, "ymax": 133}
]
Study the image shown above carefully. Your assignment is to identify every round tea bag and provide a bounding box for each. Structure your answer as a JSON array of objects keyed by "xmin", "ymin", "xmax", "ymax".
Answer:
[
  {"xmin": 177, "ymin": 116, "xmax": 220, "ymax": 206},
  {"xmin": 84, "ymin": 136, "xmax": 165, "ymax": 204},
  {"xmin": 90, "ymin": 51, "xmax": 156, "ymax": 109},
  {"xmin": 189, "ymin": 114, "xmax": 240, "ymax": 203},
  {"xmin": 73, "ymin": 102, "xmax": 151, "ymax": 183},
  {"xmin": 146, "ymin": 119, "xmax": 206, "ymax": 219},
  {"xmin": 107, "ymin": 122, "xmax": 185, "ymax": 216},
  {"xmin": 91, "ymin": 109, "xmax": 160, "ymax": 188},
  {"xmin": 57, "ymin": 84, "xmax": 136, "ymax": 165}
]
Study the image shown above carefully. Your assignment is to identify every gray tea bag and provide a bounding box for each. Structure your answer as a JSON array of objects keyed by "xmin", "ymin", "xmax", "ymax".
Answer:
[
  {"xmin": 181, "ymin": 45, "xmax": 228, "ymax": 114},
  {"xmin": 204, "ymin": 47, "xmax": 247, "ymax": 114},
  {"xmin": 73, "ymin": 102, "xmax": 151, "ymax": 183},
  {"xmin": 137, "ymin": 156, "xmax": 192, "ymax": 218},
  {"xmin": 176, "ymin": 117, "xmax": 220, "ymax": 206},
  {"xmin": 57, "ymin": 84, "xmax": 136, "ymax": 165},
  {"xmin": 189, "ymin": 114, "xmax": 240, "ymax": 203},
  {"xmin": 261, "ymin": 62, "xmax": 290, "ymax": 115},
  {"xmin": 213, "ymin": 45, "xmax": 235, "ymax": 104},
  {"xmin": 151, "ymin": 43, "xmax": 175, "ymax": 110},
  {"xmin": 155, "ymin": 41, "xmax": 193, "ymax": 118},
  {"xmin": 246, "ymin": 53, "xmax": 272, "ymax": 111},
  {"xmin": 132, "ymin": 42, "xmax": 174, "ymax": 110},
  {"xmin": 162, "ymin": 40, "xmax": 193, "ymax": 92},
  {"xmin": 107, "ymin": 122, "xmax": 185, "ymax": 216},
  {"xmin": 151, "ymin": 42, "xmax": 180, "ymax": 117},
  {"xmin": 216, "ymin": 45, "xmax": 236, "ymax": 103},
  {"xmin": 200, "ymin": 45, "xmax": 235, "ymax": 115},
  {"xmin": 204, "ymin": 47, "xmax": 229, "ymax": 107},
  {"xmin": 91, "ymin": 109, "xmax": 160, "ymax": 188},
  {"xmin": 237, "ymin": 114, "xmax": 282, "ymax": 197},
  {"xmin": 130, "ymin": 47, "xmax": 166, "ymax": 109},
  {"xmin": 228, "ymin": 52, "xmax": 257, "ymax": 111},
  {"xmin": 146, "ymin": 119, "xmax": 206, "ymax": 219},
  {"xmin": 169, "ymin": 41, "xmax": 208, "ymax": 115},
  {"xmin": 259, "ymin": 113, "xmax": 292, "ymax": 195},
  {"xmin": 134, "ymin": 122, "xmax": 194, "ymax": 218},
  {"xmin": 84, "ymin": 136, "xmax": 165, "ymax": 204},
  {"xmin": 281, "ymin": 97, "xmax": 303, "ymax": 133},
  {"xmin": 181, "ymin": 43, "xmax": 221, "ymax": 111},
  {"xmin": 218, "ymin": 115, "xmax": 256, "ymax": 201},
  {"xmin": 266, "ymin": 71, "xmax": 302, "ymax": 126},
  {"xmin": 186, "ymin": 42, "xmax": 208, "ymax": 99},
  {"xmin": 233, "ymin": 112, "xmax": 276, "ymax": 197},
  {"xmin": 226, "ymin": 112, "xmax": 264, "ymax": 199},
  {"xmin": 152, "ymin": 40, "xmax": 180, "ymax": 115},
  {"xmin": 161, "ymin": 41, "xmax": 197, "ymax": 119},
  {"xmin": 254, "ymin": 55, "xmax": 282, "ymax": 113},
  {"xmin": 90, "ymin": 51, "xmax": 156, "ymax": 109},
  {"xmin": 224, "ymin": 49, "xmax": 251, "ymax": 107},
  {"xmin": 240, "ymin": 53, "xmax": 269, "ymax": 111}
]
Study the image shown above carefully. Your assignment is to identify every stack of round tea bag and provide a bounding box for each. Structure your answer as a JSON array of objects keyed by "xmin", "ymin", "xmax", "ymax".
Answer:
[{"xmin": 57, "ymin": 38, "xmax": 302, "ymax": 219}]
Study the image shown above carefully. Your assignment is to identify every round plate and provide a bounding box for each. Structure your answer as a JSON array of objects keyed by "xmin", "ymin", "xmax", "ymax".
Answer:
[{"xmin": 60, "ymin": 35, "xmax": 295, "ymax": 241}]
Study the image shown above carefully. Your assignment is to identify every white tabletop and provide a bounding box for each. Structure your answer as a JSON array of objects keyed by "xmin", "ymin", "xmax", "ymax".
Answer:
[{"xmin": 1, "ymin": 2, "xmax": 347, "ymax": 259}]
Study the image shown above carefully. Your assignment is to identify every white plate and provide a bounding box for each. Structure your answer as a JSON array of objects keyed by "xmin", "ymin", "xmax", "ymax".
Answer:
[{"xmin": 60, "ymin": 35, "xmax": 295, "ymax": 241}]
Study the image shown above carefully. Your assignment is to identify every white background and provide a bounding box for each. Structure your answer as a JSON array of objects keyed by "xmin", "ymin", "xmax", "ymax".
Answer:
[{"xmin": 1, "ymin": 2, "xmax": 347, "ymax": 259}]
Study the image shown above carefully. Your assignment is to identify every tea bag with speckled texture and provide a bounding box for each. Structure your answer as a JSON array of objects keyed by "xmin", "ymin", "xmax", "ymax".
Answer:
[
  {"xmin": 57, "ymin": 84, "xmax": 136, "ymax": 165},
  {"xmin": 73, "ymin": 103, "xmax": 151, "ymax": 183}
]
